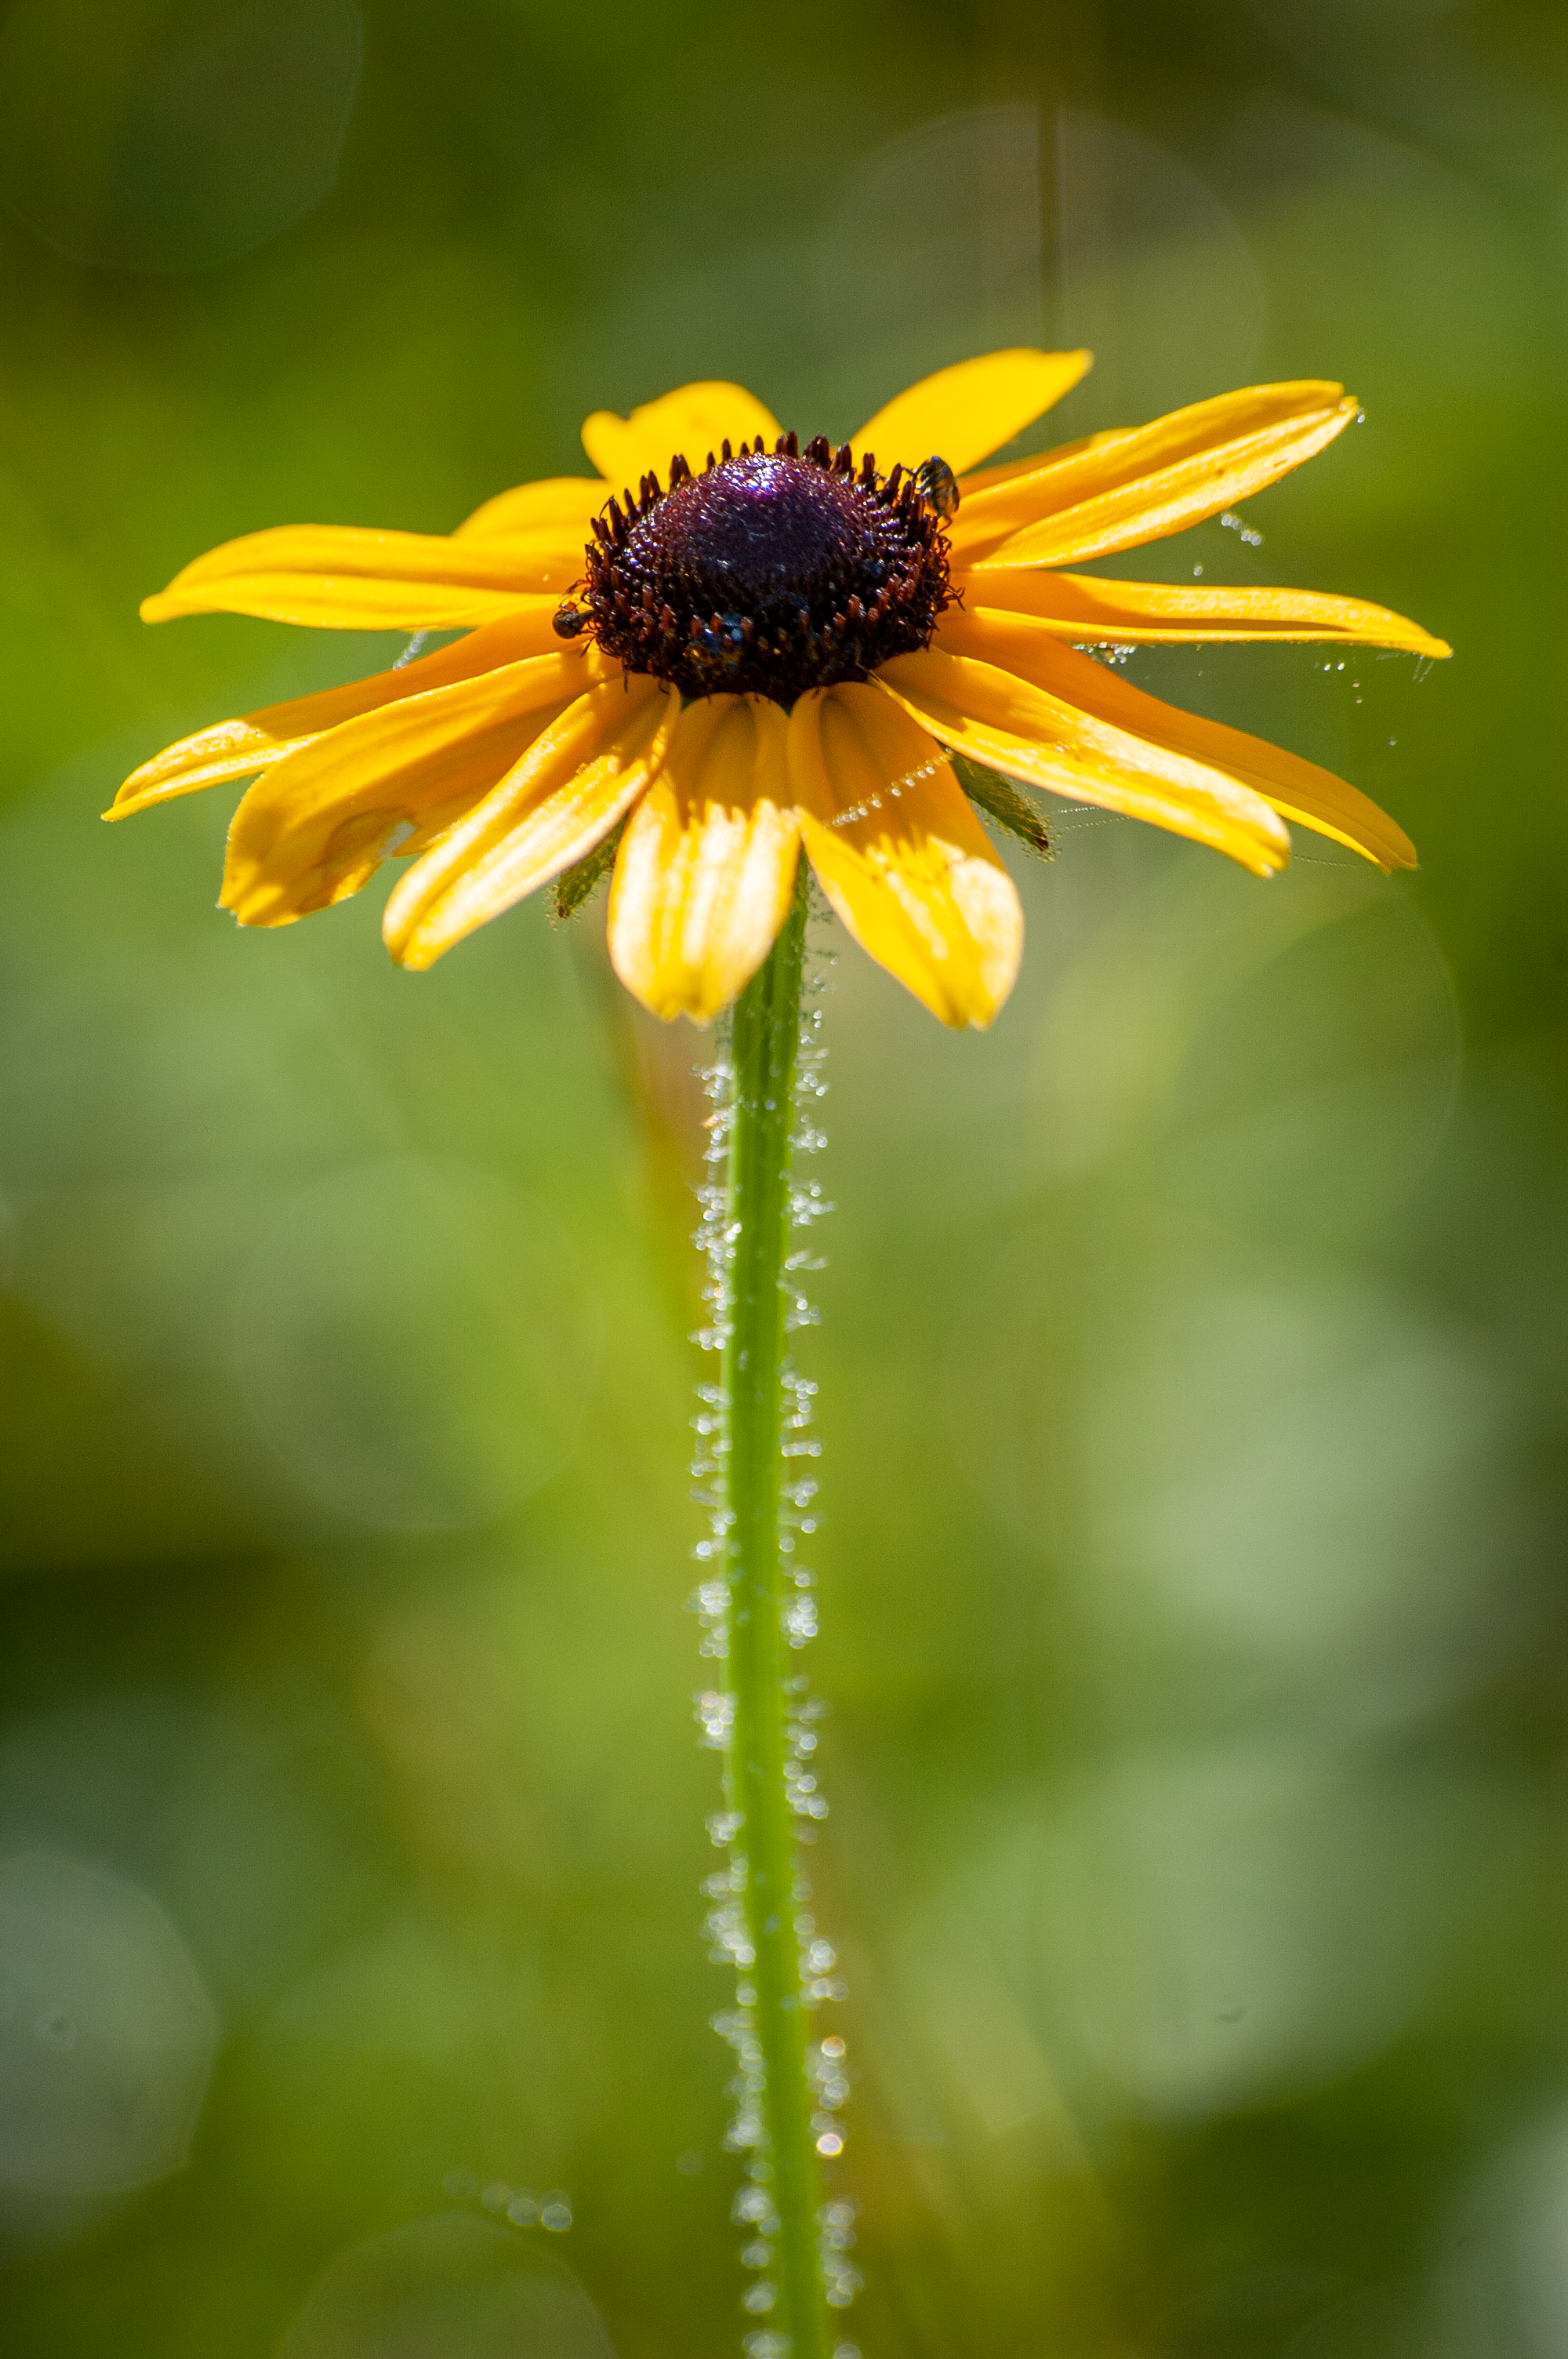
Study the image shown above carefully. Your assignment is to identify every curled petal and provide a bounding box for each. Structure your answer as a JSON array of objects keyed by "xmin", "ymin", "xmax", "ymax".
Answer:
[
  {"xmin": 607, "ymin": 696, "xmax": 800, "ymax": 1023},
  {"xmin": 143, "ymin": 525, "xmax": 585, "ymax": 629},
  {"xmin": 107, "ymin": 608, "xmax": 583, "ymax": 818},
  {"xmin": 876, "ymin": 645, "xmax": 1292, "ymax": 878},
  {"xmin": 385, "ymin": 678, "xmax": 678, "ymax": 970},
  {"xmin": 851, "ymin": 348, "xmax": 1091, "ymax": 478},
  {"xmin": 950, "ymin": 381, "xmax": 1358, "ymax": 569},
  {"xmin": 936, "ymin": 610, "xmax": 1416, "ymax": 870},
  {"xmin": 580, "ymin": 382, "xmax": 782, "ymax": 489},
  {"xmin": 788, "ymin": 684, "xmax": 1022, "ymax": 1030},
  {"xmin": 111, "ymin": 718, "xmax": 310, "ymax": 820},
  {"xmin": 221, "ymin": 652, "xmax": 595, "ymax": 927},
  {"xmin": 949, "ymin": 571, "xmax": 1450, "ymax": 657}
]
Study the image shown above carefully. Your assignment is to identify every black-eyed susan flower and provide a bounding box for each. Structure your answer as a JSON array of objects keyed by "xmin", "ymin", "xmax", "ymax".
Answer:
[{"xmin": 109, "ymin": 350, "xmax": 1448, "ymax": 1029}]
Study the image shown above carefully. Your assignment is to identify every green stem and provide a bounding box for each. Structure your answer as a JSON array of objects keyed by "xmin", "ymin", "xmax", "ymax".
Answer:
[{"xmin": 719, "ymin": 886, "xmax": 829, "ymax": 2359}]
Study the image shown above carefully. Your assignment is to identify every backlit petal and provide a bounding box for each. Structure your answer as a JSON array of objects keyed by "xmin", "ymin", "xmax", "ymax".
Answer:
[
  {"xmin": 386, "ymin": 678, "xmax": 678, "ymax": 970},
  {"xmin": 788, "ymin": 684, "xmax": 1022, "ymax": 1029},
  {"xmin": 949, "ymin": 382, "xmax": 1357, "ymax": 569},
  {"xmin": 143, "ymin": 525, "xmax": 585, "ymax": 628},
  {"xmin": 949, "ymin": 571, "xmax": 1451, "ymax": 656},
  {"xmin": 851, "ymin": 349, "xmax": 1091, "ymax": 478},
  {"xmin": 876, "ymin": 645, "xmax": 1291, "ymax": 878},
  {"xmin": 580, "ymin": 383, "xmax": 782, "ymax": 490},
  {"xmin": 221, "ymin": 652, "xmax": 596, "ymax": 928},
  {"xmin": 107, "ymin": 608, "xmax": 585, "ymax": 818},
  {"xmin": 936, "ymin": 610, "xmax": 1415, "ymax": 869},
  {"xmin": 455, "ymin": 476, "xmax": 605, "ymax": 543},
  {"xmin": 955, "ymin": 431, "xmax": 1101, "ymax": 496},
  {"xmin": 607, "ymin": 697, "xmax": 800, "ymax": 1023},
  {"xmin": 111, "ymin": 718, "xmax": 308, "ymax": 820}
]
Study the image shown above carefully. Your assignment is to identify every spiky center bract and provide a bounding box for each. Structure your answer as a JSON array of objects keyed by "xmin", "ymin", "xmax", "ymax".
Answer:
[{"xmin": 572, "ymin": 434, "xmax": 953, "ymax": 705}]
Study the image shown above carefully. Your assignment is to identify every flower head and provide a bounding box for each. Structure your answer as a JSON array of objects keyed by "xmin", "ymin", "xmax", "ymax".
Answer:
[
  {"xmin": 110, "ymin": 351, "xmax": 1448, "ymax": 1029},
  {"xmin": 567, "ymin": 434, "xmax": 954, "ymax": 704}
]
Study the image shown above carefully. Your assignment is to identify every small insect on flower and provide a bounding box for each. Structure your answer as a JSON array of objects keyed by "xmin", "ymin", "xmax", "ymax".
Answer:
[
  {"xmin": 912, "ymin": 455, "xmax": 960, "ymax": 522},
  {"xmin": 110, "ymin": 348, "xmax": 1449, "ymax": 1032}
]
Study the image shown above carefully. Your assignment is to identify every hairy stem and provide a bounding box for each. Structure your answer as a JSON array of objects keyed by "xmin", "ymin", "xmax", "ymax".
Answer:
[{"xmin": 720, "ymin": 888, "xmax": 829, "ymax": 2359}]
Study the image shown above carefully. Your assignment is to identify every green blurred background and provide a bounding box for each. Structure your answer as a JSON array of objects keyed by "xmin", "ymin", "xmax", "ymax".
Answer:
[{"xmin": 1, "ymin": 2, "xmax": 1565, "ymax": 2354}]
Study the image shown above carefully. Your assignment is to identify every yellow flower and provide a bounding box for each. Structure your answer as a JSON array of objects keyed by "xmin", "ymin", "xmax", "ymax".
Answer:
[{"xmin": 108, "ymin": 351, "xmax": 1448, "ymax": 1030}]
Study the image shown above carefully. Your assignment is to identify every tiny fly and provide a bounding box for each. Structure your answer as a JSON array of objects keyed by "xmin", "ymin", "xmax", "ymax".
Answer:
[
  {"xmin": 553, "ymin": 601, "xmax": 590, "ymax": 640},
  {"xmin": 913, "ymin": 455, "xmax": 960, "ymax": 522}
]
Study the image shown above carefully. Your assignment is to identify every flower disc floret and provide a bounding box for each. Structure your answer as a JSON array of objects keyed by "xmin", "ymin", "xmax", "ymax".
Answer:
[{"xmin": 568, "ymin": 433, "xmax": 954, "ymax": 706}]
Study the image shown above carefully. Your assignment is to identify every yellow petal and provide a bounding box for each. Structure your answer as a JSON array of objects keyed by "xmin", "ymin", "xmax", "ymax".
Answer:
[
  {"xmin": 580, "ymin": 382, "xmax": 783, "ymax": 491},
  {"xmin": 385, "ymin": 678, "xmax": 678, "ymax": 970},
  {"xmin": 606, "ymin": 696, "xmax": 800, "ymax": 1023},
  {"xmin": 950, "ymin": 382, "xmax": 1357, "ymax": 569},
  {"xmin": 107, "ymin": 607, "xmax": 583, "ymax": 819},
  {"xmin": 787, "ymin": 683, "xmax": 1022, "ymax": 1030},
  {"xmin": 954, "ymin": 382, "xmax": 1348, "ymax": 526},
  {"xmin": 935, "ymin": 610, "xmax": 1415, "ymax": 870},
  {"xmin": 109, "ymin": 718, "xmax": 309, "ymax": 820},
  {"xmin": 955, "ymin": 431, "xmax": 1102, "ymax": 496},
  {"xmin": 851, "ymin": 349, "xmax": 1092, "ymax": 478},
  {"xmin": 221, "ymin": 652, "xmax": 595, "ymax": 927},
  {"xmin": 143, "ymin": 525, "xmax": 585, "ymax": 628},
  {"xmin": 949, "ymin": 571, "xmax": 1451, "ymax": 657},
  {"xmin": 875, "ymin": 645, "xmax": 1292, "ymax": 878},
  {"xmin": 455, "ymin": 475, "xmax": 606, "ymax": 543}
]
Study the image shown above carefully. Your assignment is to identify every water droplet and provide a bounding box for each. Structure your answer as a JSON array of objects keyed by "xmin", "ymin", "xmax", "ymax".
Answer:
[{"xmin": 506, "ymin": 2194, "xmax": 539, "ymax": 2226}]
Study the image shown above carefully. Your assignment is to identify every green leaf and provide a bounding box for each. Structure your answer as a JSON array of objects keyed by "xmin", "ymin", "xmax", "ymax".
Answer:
[
  {"xmin": 954, "ymin": 755, "xmax": 1053, "ymax": 858},
  {"xmin": 552, "ymin": 817, "xmax": 626, "ymax": 922}
]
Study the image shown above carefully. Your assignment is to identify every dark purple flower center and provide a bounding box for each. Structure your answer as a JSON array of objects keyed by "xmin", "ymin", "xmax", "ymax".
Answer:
[{"xmin": 557, "ymin": 433, "xmax": 953, "ymax": 706}]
